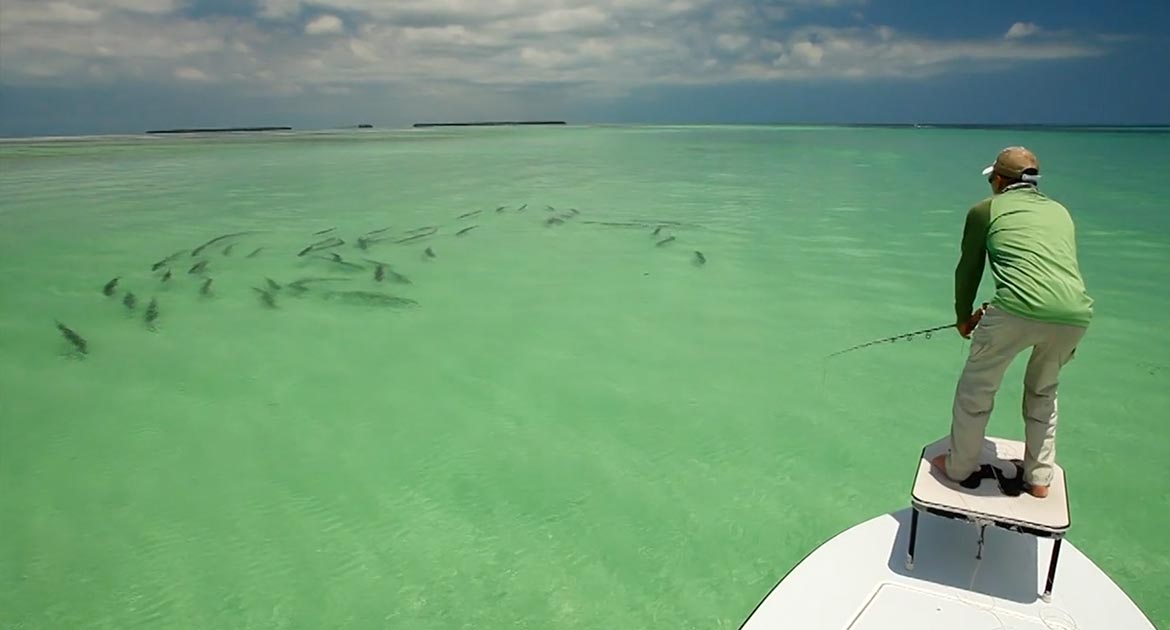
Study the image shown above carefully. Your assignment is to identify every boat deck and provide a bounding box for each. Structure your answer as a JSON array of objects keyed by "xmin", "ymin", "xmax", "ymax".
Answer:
[{"xmin": 739, "ymin": 436, "xmax": 1155, "ymax": 630}]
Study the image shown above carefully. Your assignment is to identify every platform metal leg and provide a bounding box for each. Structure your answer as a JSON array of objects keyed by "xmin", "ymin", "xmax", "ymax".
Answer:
[
  {"xmin": 1042, "ymin": 538, "xmax": 1063, "ymax": 602},
  {"xmin": 906, "ymin": 508, "xmax": 919, "ymax": 570},
  {"xmin": 975, "ymin": 523, "xmax": 988, "ymax": 560}
]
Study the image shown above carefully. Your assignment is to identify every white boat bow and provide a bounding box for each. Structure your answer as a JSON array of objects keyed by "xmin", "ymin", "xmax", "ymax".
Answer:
[{"xmin": 740, "ymin": 437, "xmax": 1155, "ymax": 630}]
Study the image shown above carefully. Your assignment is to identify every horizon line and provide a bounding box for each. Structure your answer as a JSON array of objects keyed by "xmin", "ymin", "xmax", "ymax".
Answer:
[{"xmin": 3, "ymin": 121, "xmax": 1169, "ymax": 141}]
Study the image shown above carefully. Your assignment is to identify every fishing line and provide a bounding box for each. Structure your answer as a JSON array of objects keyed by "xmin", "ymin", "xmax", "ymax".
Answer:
[
  {"xmin": 956, "ymin": 533, "xmax": 1077, "ymax": 630},
  {"xmin": 958, "ymin": 547, "xmax": 1014, "ymax": 630}
]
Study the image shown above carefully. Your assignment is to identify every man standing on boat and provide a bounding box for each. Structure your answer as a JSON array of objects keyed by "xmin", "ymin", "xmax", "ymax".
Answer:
[{"xmin": 931, "ymin": 147, "xmax": 1093, "ymax": 498}]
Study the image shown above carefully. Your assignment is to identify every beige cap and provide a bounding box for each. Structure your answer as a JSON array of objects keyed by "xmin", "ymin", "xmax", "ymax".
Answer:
[{"xmin": 981, "ymin": 146, "xmax": 1041, "ymax": 180}]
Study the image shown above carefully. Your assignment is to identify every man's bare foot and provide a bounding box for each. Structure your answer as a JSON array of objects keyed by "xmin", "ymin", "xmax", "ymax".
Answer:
[
  {"xmin": 930, "ymin": 454, "xmax": 949, "ymax": 477},
  {"xmin": 1026, "ymin": 484, "xmax": 1049, "ymax": 499}
]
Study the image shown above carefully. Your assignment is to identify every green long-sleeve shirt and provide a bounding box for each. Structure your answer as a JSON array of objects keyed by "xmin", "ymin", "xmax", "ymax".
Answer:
[{"xmin": 954, "ymin": 185, "xmax": 1093, "ymax": 327}]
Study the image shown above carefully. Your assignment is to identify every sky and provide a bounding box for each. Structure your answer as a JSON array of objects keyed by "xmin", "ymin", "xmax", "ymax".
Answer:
[{"xmin": 0, "ymin": 0, "xmax": 1167, "ymax": 136}]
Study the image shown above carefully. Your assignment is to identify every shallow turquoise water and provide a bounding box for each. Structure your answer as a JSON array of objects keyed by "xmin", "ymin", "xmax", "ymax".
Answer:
[{"xmin": 1, "ymin": 126, "xmax": 1167, "ymax": 629}]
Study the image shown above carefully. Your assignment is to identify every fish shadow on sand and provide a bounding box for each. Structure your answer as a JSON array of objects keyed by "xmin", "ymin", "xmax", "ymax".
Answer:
[{"xmin": 323, "ymin": 290, "xmax": 419, "ymax": 309}]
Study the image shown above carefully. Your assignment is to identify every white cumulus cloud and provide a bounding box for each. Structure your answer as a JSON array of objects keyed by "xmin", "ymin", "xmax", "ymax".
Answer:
[
  {"xmin": 305, "ymin": 14, "xmax": 344, "ymax": 36},
  {"xmin": 1006, "ymin": 22, "xmax": 1040, "ymax": 39}
]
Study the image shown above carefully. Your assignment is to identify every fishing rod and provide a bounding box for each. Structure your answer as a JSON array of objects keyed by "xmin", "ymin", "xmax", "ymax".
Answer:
[
  {"xmin": 827, "ymin": 302, "xmax": 988, "ymax": 358},
  {"xmin": 827, "ymin": 322, "xmax": 957, "ymax": 358}
]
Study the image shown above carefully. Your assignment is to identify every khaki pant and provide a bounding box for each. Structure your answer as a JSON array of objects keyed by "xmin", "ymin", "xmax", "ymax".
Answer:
[{"xmin": 944, "ymin": 305, "xmax": 1087, "ymax": 486}]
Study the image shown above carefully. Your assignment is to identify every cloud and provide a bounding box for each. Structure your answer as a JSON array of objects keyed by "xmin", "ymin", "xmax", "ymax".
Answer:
[
  {"xmin": 174, "ymin": 66, "xmax": 210, "ymax": 81},
  {"xmin": 305, "ymin": 14, "xmax": 344, "ymax": 35},
  {"xmin": 716, "ymin": 33, "xmax": 752, "ymax": 52},
  {"xmin": 2, "ymin": 0, "xmax": 183, "ymax": 24},
  {"xmin": 0, "ymin": 0, "xmax": 1113, "ymax": 101},
  {"xmin": 2, "ymin": 2, "xmax": 104, "ymax": 24},
  {"xmin": 1005, "ymin": 22, "xmax": 1040, "ymax": 39},
  {"xmin": 790, "ymin": 41, "xmax": 824, "ymax": 66}
]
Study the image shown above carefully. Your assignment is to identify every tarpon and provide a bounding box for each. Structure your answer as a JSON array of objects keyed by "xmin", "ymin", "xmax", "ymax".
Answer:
[
  {"xmin": 253, "ymin": 287, "xmax": 277, "ymax": 308},
  {"xmin": 298, "ymin": 237, "xmax": 345, "ymax": 256},
  {"xmin": 55, "ymin": 321, "xmax": 88, "ymax": 355},
  {"xmin": 324, "ymin": 290, "xmax": 419, "ymax": 308},
  {"xmin": 362, "ymin": 257, "xmax": 391, "ymax": 269},
  {"xmin": 581, "ymin": 221, "xmax": 646, "ymax": 228},
  {"xmin": 357, "ymin": 235, "xmax": 391, "ymax": 250},
  {"xmin": 145, "ymin": 298, "xmax": 159, "ymax": 330},
  {"xmin": 152, "ymin": 250, "xmax": 187, "ymax": 271},
  {"xmin": 394, "ymin": 228, "xmax": 437, "ymax": 244},
  {"xmin": 314, "ymin": 255, "xmax": 363, "ymax": 270},
  {"xmin": 582, "ymin": 219, "xmax": 702, "ymax": 230},
  {"xmin": 362, "ymin": 259, "xmax": 411, "ymax": 284},
  {"xmin": 192, "ymin": 231, "xmax": 263, "ymax": 257},
  {"xmin": 287, "ymin": 277, "xmax": 353, "ymax": 293}
]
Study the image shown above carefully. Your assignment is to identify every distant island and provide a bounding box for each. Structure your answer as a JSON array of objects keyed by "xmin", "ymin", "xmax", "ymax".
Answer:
[
  {"xmin": 145, "ymin": 127, "xmax": 292, "ymax": 134},
  {"xmin": 412, "ymin": 121, "xmax": 566, "ymax": 128},
  {"xmin": 357, "ymin": 124, "xmax": 373, "ymax": 129}
]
